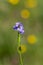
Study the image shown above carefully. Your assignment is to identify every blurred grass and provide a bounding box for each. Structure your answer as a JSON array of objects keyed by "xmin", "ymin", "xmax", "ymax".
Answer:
[{"xmin": 0, "ymin": 0, "xmax": 43, "ymax": 65}]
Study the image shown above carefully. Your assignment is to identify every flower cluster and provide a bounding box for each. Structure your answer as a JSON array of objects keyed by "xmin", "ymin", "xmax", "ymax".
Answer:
[{"xmin": 13, "ymin": 22, "xmax": 24, "ymax": 34}]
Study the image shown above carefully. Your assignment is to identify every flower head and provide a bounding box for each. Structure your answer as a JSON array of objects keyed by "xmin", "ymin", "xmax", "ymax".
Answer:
[
  {"xmin": 18, "ymin": 45, "xmax": 27, "ymax": 54},
  {"xmin": 13, "ymin": 22, "xmax": 24, "ymax": 34}
]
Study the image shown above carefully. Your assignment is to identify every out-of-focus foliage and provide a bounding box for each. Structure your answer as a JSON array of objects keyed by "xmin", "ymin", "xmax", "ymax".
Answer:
[{"xmin": 0, "ymin": 0, "xmax": 43, "ymax": 65}]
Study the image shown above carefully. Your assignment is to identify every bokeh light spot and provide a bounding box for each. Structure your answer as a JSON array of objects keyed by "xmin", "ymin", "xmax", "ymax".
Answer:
[
  {"xmin": 20, "ymin": 9, "xmax": 30, "ymax": 19},
  {"xmin": 8, "ymin": 0, "xmax": 20, "ymax": 5},
  {"xmin": 27, "ymin": 34, "xmax": 37, "ymax": 44},
  {"xmin": 25, "ymin": 0, "xmax": 37, "ymax": 8}
]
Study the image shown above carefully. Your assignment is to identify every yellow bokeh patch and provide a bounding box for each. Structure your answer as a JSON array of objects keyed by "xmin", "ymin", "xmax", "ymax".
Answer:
[
  {"xmin": 8, "ymin": 0, "xmax": 20, "ymax": 5},
  {"xmin": 27, "ymin": 34, "xmax": 37, "ymax": 44},
  {"xmin": 20, "ymin": 9, "xmax": 30, "ymax": 19},
  {"xmin": 25, "ymin": 0, "xmax": 37, "ymax": 8}
]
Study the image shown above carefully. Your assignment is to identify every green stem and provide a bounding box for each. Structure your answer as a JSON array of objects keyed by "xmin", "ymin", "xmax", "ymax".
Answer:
[
  {"xmin": 18, "ymin": 32, "xmax": 23, "ymax": 65},
  {"xmin": 20, "ymin": 53, "xmax": 23, "ymax": 65},
  {"xmin": 18, "ymin": 32, "xmax": 20, "ymax": 46}
]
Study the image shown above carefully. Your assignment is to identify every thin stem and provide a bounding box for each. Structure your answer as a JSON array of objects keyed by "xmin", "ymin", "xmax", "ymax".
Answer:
[
  {"xmin": 20, "ymin": 53, "xmax": 23, "ymax": 65},
  {"xmin": 18, "ymin": 32, "xmax": 23, "ymax": 65},
  {"xmin": 18, "ymin": 32, "xmax": 20, "ymax": 46}
]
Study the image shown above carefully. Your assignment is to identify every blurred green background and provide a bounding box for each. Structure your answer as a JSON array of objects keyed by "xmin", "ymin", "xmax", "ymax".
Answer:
[{"xmin": 0, "ymin": 0, "xmax": 43, "ymax": 65}]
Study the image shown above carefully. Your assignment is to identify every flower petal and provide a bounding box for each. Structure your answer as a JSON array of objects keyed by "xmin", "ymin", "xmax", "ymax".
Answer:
[{"xmin": 13, "ymin": 26, "xmax": 18, "ymax": 30}]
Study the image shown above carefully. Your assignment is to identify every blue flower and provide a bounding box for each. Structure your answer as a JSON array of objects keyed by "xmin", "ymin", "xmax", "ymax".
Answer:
[{"xmin": 13, "ymin": 22, "xmax": 24, "ymax": 34}]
